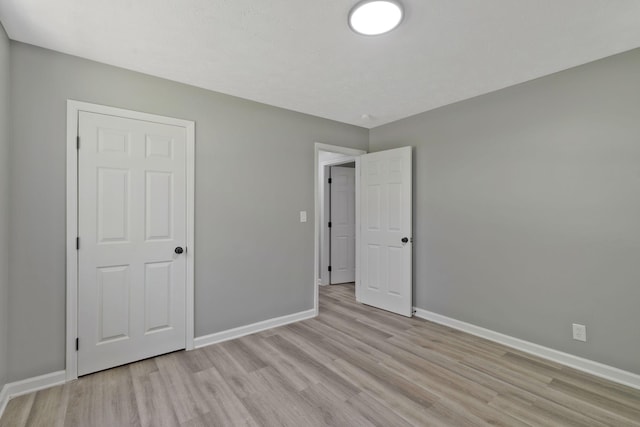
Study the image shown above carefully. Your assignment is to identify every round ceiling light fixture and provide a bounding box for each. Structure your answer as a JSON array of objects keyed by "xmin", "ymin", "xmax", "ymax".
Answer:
[{"xmin": 349, "ymin": 1, "xmax": 404, "ymax": 36}]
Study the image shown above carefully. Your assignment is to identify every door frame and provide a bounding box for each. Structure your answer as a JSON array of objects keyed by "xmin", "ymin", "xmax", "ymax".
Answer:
[
  {"xmin": 65, "ymin": 100, "xmax": 196, "ymax": 381},
  {"xmin": 314, "ymin": 143, "xmax": 366, "ymax": 314}
]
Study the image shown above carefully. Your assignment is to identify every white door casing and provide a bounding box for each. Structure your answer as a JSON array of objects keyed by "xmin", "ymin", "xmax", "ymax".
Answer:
[
  {"xmin": 67, "ymin": 101, "xmax": 195, "ymax": 379},
  {"xmin": 358, "ymin": 146, "xmax": 413, "ymax": 317},
  {"xmin": 330, "ymin": 166, "xmax": 356, "ymax": 284}
]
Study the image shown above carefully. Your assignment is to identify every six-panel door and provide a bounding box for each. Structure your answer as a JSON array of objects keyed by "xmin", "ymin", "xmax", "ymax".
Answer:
[
  {"xmin": 330, "ymin": 166, "xmax": 356, "ymax": 284},
  {"xmin": 358, "ymin": 146, "xmax": 412, "ymax": 317},
  {"xmin": 77, "ymin": 111, "xmax": 187, "ymax": 376}
]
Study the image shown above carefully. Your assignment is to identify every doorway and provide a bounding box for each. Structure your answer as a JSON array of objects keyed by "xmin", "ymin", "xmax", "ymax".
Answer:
[
  {"xmin": 314, "ymin": 143, "xmax": 366, "ymax": 313},
  {"xmin": 314, "ymin": 143, "xmax": 414, "ymax": 318}
]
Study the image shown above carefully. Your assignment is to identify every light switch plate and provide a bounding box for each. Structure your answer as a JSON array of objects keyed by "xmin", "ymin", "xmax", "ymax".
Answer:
[
  {"xmin": 572, "ymin": 323, "xmax": 586, "ymax": 342},
  {"xmin": 300, "ymin": 211, "xmax": 307, "ymax": 222}
]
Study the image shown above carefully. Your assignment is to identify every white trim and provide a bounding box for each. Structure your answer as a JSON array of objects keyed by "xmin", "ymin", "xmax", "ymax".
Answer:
[
  {"xmin": 66, "ymin": 100, "xmax": 196, "ymax": 381},
  {"xmin": 413, "ymin": 307, "xmax": 640, "ymax": 390},
  {"xmin": 193, "ymin": 309, "xmax": 316, "ymax": 349},
  {"xmin": 66, "ymin": 101, "xmax": 79, "ymax": 381},
  {"xmin": 184, "ymin": 118, "xmax": 196, "ymax": 351},
  {"xmin": 314, "ymin": 143, "xmax": 366, "ymax": 314},
  {"xmin": 0, "ymin": 371, "xmax": 66, "ymax": 417},
  {"xmin": 320, "ymin": 164, "xmax": 331, "ymax": 286}
]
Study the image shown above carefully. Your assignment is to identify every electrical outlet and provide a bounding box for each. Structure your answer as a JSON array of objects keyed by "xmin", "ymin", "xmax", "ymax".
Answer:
[
  {"xmin": 572, "ymin": 323, "xmax": 586, "ymax": 342},
  {"xmin": 299, "ymin": 211, "xmax": 307, "ymax": 222}
]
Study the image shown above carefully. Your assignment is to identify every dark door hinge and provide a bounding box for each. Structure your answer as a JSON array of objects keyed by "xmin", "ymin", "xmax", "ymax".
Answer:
[
  {"xmin": 76, "ymin": 136, "xmax": 80, "ymax": 149},
  {"xmin": 76, "ymin": 237, "xmax": 80, "ymax": 250},
  {"xmin": 328, "ymin": 178, "xmax": 332, "ymax": 184},
  {"xmin": 328, "ymin": 266, "xmax": 332, "ymax": 272},
  {"xmin": 328, "ymin": 222, "xmax": 332, "ymax": 228},
  {"xmin": 76, "ymin": 338, "xmax": 79, "ymax": 351}
]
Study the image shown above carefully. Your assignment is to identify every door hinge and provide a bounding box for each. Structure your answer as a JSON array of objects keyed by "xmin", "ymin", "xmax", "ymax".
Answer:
[
  {"xmin": 328, "ymin": 266, "xmax": 332, "ymax": 272},
  {"xmin": 328, "ymin": 221, "xmax": 332, "ymax": 228},
  {"xmin": 76, "ymin": 237, "xmax": 80, "ymax": 250},
  {"xmin": 76, "ymin": 338, "xmax": 79, "ymax": 351},
  {"xmin": 328, "ymin": 178, "xmax": 332, "ymax": 184},
  {"xmin": 76, "ymin": 135, "xmax": 80, "ymax": 150}
]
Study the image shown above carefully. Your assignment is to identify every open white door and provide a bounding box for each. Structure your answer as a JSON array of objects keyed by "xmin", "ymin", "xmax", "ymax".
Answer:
[
  {"xmin": 358, "ymin": 146, "xmax": 412, "ymax": 317},
  {"xmin": 330, "ymin": 166, "xmax": 356, "ymax": 284}
]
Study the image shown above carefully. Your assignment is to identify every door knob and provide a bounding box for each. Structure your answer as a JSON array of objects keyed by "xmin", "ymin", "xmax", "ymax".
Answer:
[
  {"xmin": 401, "ymin": 237, "xmax": 409, "ymax": 243},
  {"xmin": 174, "ymin": 246, "xmax": 184, "ymax": 254}
]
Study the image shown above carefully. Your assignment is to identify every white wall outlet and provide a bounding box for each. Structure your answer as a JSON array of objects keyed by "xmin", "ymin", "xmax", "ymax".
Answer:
[
  {"xmin": 299, "ymin": 210, "xmax": 307, "ymax": 223},
  {"xmin": 572, "ymin": 323, "xmax": 587, "ymax": 342}
]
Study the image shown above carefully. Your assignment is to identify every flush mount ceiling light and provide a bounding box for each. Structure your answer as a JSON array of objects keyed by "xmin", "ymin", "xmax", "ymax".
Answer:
[{"xmin": 349, "ymin": 0, "xmax": 404, "ymax": 36}]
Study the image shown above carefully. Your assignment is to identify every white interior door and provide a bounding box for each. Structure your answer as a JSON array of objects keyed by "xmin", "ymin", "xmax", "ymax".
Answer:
[
  {"xmin": 78, "ymin": 111, "xmax": 187, "ymax": 376},
  {"xmin": 330, "ymin": 166, "xmax": 356, "ymax": 284},
  {"xmin": 358, "ymin": 146, "xmax": 412, "ymax": 316}
]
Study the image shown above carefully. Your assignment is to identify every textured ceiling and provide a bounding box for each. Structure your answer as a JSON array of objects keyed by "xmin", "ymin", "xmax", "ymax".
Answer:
[{"xmin": 1, "ymin": 1, "xmax": 640, "ymax": 128}]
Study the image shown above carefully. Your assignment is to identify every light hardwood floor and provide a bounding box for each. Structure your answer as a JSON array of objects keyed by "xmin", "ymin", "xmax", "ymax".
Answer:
[{"xmin": 2, "ymin": 283, "xmax": 640, "ymax": 426}]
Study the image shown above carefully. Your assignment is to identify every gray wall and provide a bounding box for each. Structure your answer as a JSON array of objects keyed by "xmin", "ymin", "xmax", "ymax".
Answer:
[
  {"xmin": 6, "ymin": 35, "xmax": 640, "ymax": 384},
  {"xmin": 370, "ymin": 48, "xmax": 640, "ymax": 374},
  {"xmin": 8, "ymin": 42, "xmax": 368, "ymax": 381},
  {"xmin": 0, "ymin": 23, "xmax": 10, "ymax": 391}
]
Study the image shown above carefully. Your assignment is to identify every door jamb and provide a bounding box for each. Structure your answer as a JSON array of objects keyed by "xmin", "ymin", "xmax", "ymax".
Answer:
[
  {"xmin": 314, "ymin": 143, "xmax": 366, "ymax": 315},
  {"xmin": 66, "ymin": 100, "xmax": 196, "ymax": 381}
]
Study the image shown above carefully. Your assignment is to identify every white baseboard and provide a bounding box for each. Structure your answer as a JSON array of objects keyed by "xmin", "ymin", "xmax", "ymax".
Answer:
[
  {"xmin": 0, "ymin": 370, "xmax": 66, "ymax": 418},
  {"xmin": 413, "ymin": 307, "xmax": 640, "ymax": 390},
  {"xmin": 194, "ymin": 309, "xmax": 316, "ymax": 349}
]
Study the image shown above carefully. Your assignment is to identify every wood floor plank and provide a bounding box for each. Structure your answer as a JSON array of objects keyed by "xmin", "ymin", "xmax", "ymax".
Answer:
[
  {"xmin": 263, "ymin": 334, "xmax": 361, "ymax": 400},
  {"xmin": 192, "ymin": 366, "xmax": 258, "ymax": 426},
  {"xmin": 548, "ymin": 378, "xmax": 640, "ymax": 423},
  {"xmin": 200, "ymin": 344, "xmax": 261, "ymax": 399},
  {"xmin": 489, "ymin": 394, "xmax": 568, "ymax": 426},
  {"xmin": 2, "ymin": 282, "xmax": 639, "ymax": 426},
  {"xmin": 344, "ymin": 391, "xmax": 414, "ymax": 427},
  {"xmin": 24, "ymin": 384, "xmax": 69, "ymax": 427},
  {"xmin": 128, "ymin": 357, "xmax": 159, "ymax": 378},
  {"xmin": 321, "ymin": 296, "xmax": 413, "ymax": 334},
  {"xmin": 528, "ymin": 395, "xmax": 611, "ymax": 426},
  {"xmin": 0, "ymin": 393, "xmax": 35, "ymax": 427},
  {"xmin": 331, "ymin": 358, "xmax": 445, "ymax": 426},
  {"xmin": 131, "ymin": 370, "xmax": 179, "ymax": 427},
  {"xmin": 241, "ymin": 333, "xmax": 320, "ymax": 392},
  {"xmin": 155, "ymin": 353, "xmax": 210, "ymax": 424},
  {"xmin": 64, "ymin": 365, "xmax": 141, "ymax": 427},
  {"xmin": 240, "ymin": 366, "xmax": 328, "ymax": 427},
  {"xmin": 218, "ymin": 340, "xmax": 268, "ymax": 373},
  {"xmin": 297, "ymin": 382, "xmax": 375, "ymax": 426}
]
